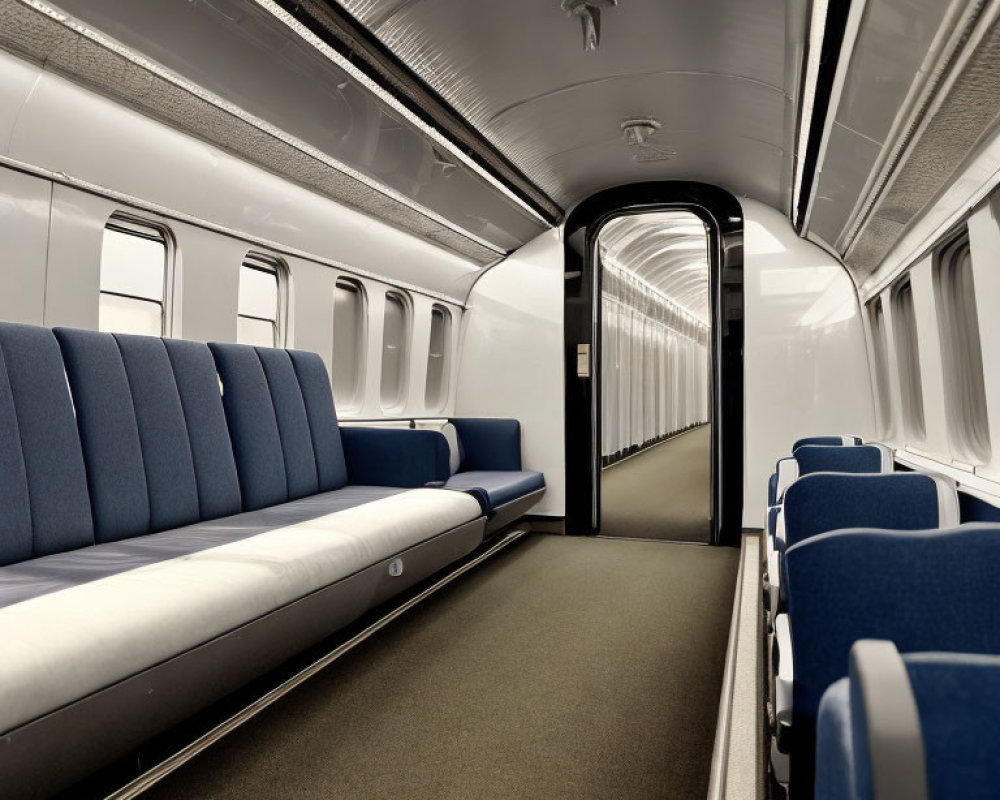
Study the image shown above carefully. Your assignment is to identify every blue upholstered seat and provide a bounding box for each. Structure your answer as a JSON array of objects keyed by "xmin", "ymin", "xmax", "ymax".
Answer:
[
  {"xmin": 783, "ymin": 525, "xmax": 1000, "ymax": 797},
  {"xmin": 792, "ymin": 434, "xmax": 862, "ymax": 451},
  {"xmin": 445, "ymin": 469, "xmax": 545, "ymax": 509},
  {"xmin": 816, "ymin": 644, "xmax": 1000, "ymax": 800},
  {"xmin": 0, "ymin": 325, "xmax": 519, "ymax": 794}
]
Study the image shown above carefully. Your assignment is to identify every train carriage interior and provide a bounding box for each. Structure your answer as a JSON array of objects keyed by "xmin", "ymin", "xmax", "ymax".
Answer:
[{"xmin": 2, "ymin": 0, "xmax": 1000, "ymax": 798}]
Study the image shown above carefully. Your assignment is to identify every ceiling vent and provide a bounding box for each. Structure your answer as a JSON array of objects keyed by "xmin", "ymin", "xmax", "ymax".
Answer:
[
  {"xmin": 562, "ymin": 0, "xmax": 618, "ymax": 51},
  {"xmin": 621, "ymin": 118, "xmax": 676, "ymax": 162}
]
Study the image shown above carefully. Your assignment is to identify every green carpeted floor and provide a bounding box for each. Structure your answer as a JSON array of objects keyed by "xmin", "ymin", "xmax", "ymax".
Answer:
[
  {"xmin": 600, "ymin": 425, "xmax": 712, "ymax": 543},
  {"xmin": 142, "ymin": 534, "xmax": 738, "ymax": 800}
]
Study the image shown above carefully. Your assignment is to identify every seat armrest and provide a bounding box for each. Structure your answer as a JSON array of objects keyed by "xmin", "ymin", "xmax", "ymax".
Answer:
[
  {"xmin": 340, "ymin": 427, "xmax": 450, "ymax": 487},
  {"xmin": 450, "ymin": 418, "xmax": 523, "ymax": 471},
  {"xmin": 774, "ymin": 613, "xmax": 794, "ymax": 726}
]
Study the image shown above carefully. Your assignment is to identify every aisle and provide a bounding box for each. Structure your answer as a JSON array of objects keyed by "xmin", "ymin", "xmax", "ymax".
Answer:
[
  {"xmin": 142, "ymin": 534, "xmax": 738, "ymax": 800},
  {"xmin": 601, "ymin": 424, "xmax": 712, "ymax": 543}
]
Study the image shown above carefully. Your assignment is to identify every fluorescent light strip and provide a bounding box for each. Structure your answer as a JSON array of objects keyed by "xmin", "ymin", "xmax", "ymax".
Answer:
[
  {"xmin": 18, "ymin": 0, "xmax": 507, "ymax": 256},
  {"xmin": 792, "ymin": 0, "xmax": 829, "ymax": 221},
  {"xmin": 252, "ymin": 0, "xmax": 552, "ymax": 228}
]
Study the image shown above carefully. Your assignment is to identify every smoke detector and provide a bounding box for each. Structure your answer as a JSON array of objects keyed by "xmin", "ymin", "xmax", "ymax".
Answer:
[{"xmin": 562, "ymin": 0, "xmax": 618, "ymax": 51}]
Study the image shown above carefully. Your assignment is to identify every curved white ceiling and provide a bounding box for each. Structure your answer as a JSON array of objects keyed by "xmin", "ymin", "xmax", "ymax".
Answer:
[
  {"xmin": 339, "ymin": 0, "xmax": 796, "ymax": 212},
  {"xmin": 599, "ymin": 211, "xmax": 709, "ymax": 324}
]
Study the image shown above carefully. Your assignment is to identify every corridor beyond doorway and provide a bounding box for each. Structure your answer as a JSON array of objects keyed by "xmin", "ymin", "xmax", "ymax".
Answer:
[{"xmin": 600, "ymin": 424, "xmax": 712, "ymax": 543}]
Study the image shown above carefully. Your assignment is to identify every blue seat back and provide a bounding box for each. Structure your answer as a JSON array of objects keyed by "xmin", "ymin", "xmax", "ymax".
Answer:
[
  {"xmin": 0, "ymin": 323, "xmax": 94, "ymax": 564},
  {"xmin": 817, "ymin": 652, "xmax": 1000, "ymax": 800},
  {"xmin": 55, "ymin": 327, "xmax": 244, "ymax": 541},
  {"xmin": 793, "ymin": 444, "xmax": 887, "ymax": 476},
  {"xmin": 786, "ymin": 526, "xmax": 1000, "ymax": 793},
  {"xmin": 792, "ymin": 435, "xmax": 861, "ymax": 451},
  {"xmin": 209, "ymin": 343, "xmax": 348, "ymax": 511},
  {"xmin": 783, "ymin": 472, "xmax": 955, "ymax": 550}
]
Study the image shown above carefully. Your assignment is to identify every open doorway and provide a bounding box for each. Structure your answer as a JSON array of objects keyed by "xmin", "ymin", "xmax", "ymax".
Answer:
[
  {"xmin": 598, "ymin": 212, "xmax": 712, "ymax": 542},
  {"xmin": 563, "ymin": 182, "xmax": 744, "ymax": 546}
]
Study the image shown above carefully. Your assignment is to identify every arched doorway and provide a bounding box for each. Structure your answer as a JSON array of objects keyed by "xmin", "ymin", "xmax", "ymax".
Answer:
[{"xmin": 563, "ymin": 182, "xmax": 744, "ymax": 546}]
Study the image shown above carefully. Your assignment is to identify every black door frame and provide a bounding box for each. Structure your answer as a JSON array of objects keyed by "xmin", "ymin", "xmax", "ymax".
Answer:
[{"xmin": 563, "ymin": 182, "xmax": 744, "ymax": 547}]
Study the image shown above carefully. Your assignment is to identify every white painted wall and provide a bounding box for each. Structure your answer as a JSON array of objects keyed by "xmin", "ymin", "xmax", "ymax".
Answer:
[
  {"xmin": 742, "ymin": 199, "xmax": 877, "ymax": 527},
  {"xmin": 455, "ymin": 229, "xmax": 566, "ymax": 516},
  {"xmin": 0, "ymin": 49, "xmax": 481, "ymax": 302}
]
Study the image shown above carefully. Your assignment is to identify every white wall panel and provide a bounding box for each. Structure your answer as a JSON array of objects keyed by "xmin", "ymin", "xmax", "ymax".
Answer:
[
  {"xmin": 967, "ymin": 203, "xmax": 1000, "ymax": 483},
  {"xmin": 0, "ymin": 51, "xmax": 482, "ymax": 302},
  {"xmin": 455, "ymin": 229, "xmax": 565, "ymax": 517},
  {"xmin": 0, "ymin": 169, "xmax": 49, "ymax": 325},
  {"xmin": 743, "ymin": 199, "xmax": 876, "ymax": 527}
]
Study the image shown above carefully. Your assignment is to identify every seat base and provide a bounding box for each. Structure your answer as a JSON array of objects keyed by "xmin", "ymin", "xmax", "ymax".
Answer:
[{"xmin": 0, "ymin": 517, "xmax": 485, "ymax": 800}]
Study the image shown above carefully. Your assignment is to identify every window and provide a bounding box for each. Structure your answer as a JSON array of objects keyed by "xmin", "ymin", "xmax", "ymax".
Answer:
[
  {"xmin": 425, "ymin": 305, "xmax": 452, "ymax": 411},
  {"xmin": 380, "ymin": 291, "xmax": 409, "ymax": 409},
  {"xmin": 866, "ymin": 296, "xmax": 893, "ymax": 436},
  {"xmin": 237, "ymin": 254, "xmax": 285, "ymax": 347},
  {"xmin": 891, "ymin": 279, "xmax": 926, "ymax": 441},
  {"xmin": 99, "ymin": 216, "xmax": 169, "ymax": 336},
  {"xmin": 333, "ymin": 278, "xmax": 366, "ymax": 410},
  {"xmin": 935, "ymin": 233, "xmax": 991, "ymax": 462}
]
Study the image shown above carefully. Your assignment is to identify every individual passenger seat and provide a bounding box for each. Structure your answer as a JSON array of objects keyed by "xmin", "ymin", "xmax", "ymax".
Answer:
[
  {"xmin": 815, "ymin": 640, "xmax": 1000, "ymax": 800},
  {"xmin": 783, "ymin": 524, "xmax": 1000, "ymax": 798}
]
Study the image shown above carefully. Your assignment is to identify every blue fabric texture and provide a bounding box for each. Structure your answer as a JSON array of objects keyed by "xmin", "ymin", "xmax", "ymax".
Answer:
[
  {"xmin": 785, "ymin": 525, "xmax": 1000, "ymax": 794},
  {"xmin": 209, "ymin": 342, "xmax": 288, "ymax": 511},
  {"xmin": 794, "ymin": 445, "xmax": 883, "ymax": 476},
  {"xmin": 767, "ymin": 505, "xmax": 780, "ymax": 537},
  {"xmin": 815, "ymin": 653, "xmax": 1000, "ymax": 800},
  {"xmin": 0, "ymin": 323, "xmax": 94, "ymax": 559},
  {"xmin": 287, "ymin": 349, "xmax": 348, "ymax": 491},
  {"xmin": 340, "ymin": 427, "xmax": 451, "ymax": 487},
  {"xmin": 768, "ymin": 472, "xmax": 778, "ymax": 507},
  {"xmin": 254, "ymin": 347, "xmax": 319, "ymax": 500},
  {"xmin": 450, "ymin": 418, "xmax": 522, "ymax": 471},
  {"xmin": 54, "ymin": 327, "xmax": 150, "ymax": 543},
  {"xmin": 782, "ymin": 473, "xmax": 940, "ymax": 550},
  {"xmin": 814, "ymin": 679, "xmax": 855, "ymax": 800},
  {"xmin": 906, "ymin": 655, "xmax": 1000, "ymax": 800},
  {"xmin": 114, "ymin": 334, "xmax": 201, "ymax": 532},
  {"xmin": 793, "ymin": 435, "xmax": 860, "ymax": 451},
  {"xmin": 444, "ymin": 470, "xmax": 545, "ymax": 510},
  {"xmin": 162, "ymin": 339, "xmax": 242, "ymax": 519},
  {"xmin": 0, "ymin": 344, "xmax": 33, "ymax": 566}
]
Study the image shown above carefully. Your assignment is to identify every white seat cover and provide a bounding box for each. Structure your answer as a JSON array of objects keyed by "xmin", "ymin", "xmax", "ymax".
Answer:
[{"xmin": 0, "ymin": 488, "xmax": 481, "ymax": 734}]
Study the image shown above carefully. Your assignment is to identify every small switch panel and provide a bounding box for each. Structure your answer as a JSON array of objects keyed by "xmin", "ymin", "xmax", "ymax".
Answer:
[{"xmin": 576, "ymin": 343, "xmax": 591, "ymax": 378}]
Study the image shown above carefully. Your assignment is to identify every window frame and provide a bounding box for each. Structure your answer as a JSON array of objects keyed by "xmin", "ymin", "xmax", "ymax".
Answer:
[
  {"xmin": 933, "ymin": 231, "xmax": 991, "ymax": 464},
  {"xmin": 379, "ymin": 289, "xmax": 412, "ymax": 411},
  {"xmin": 99, "ymin": 213, "xmax": 173, "ymax": 337},
  {"xmin": 866, "ymin": 295, "xmax": 894, "ymax": 438},
  {"xmin": 424, "ymin": 303, "xmax": 453, "ymax": 412},
  {"xmin": 236, "ymin": 252, "xmax": 288, "ymax": 348},
  {"xmin": 332, "ymin": 277, "xmax": 368, "ymax": 413},
  {"xmin": 890, "ymin": 277, "xmax": 926, "ymax": 443}
]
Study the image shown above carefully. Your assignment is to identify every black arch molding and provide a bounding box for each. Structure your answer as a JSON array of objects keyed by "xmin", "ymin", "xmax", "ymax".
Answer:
[{"xmin": 563, "ymin": 182, "xmax": 744, "ymax": 547}]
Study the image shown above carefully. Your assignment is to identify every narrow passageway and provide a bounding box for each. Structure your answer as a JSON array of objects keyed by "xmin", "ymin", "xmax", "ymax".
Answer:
[
  {"xmin": 600, "ymin": 424, "xmax": 712, "ymax": 543},
  {"xmin": 143, "ymin": 535, "xmax": 738, "ymax": 800}
]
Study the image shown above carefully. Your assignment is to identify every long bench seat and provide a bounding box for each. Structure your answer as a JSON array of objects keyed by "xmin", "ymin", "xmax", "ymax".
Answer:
[{"xmin": 0, "ymin": 322, "xmax": 542, "ymax": 798}]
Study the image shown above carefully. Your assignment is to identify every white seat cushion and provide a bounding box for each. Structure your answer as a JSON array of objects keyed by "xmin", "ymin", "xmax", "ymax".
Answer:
[{"xmin": 0, "ymin": 488, "xmax": 481, "ymax": 733}]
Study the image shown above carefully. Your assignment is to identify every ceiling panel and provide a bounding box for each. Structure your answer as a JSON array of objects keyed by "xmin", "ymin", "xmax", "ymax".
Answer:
[{"xmin": 339, "ymin": 0, "xmax": 793, "ymax": 211}]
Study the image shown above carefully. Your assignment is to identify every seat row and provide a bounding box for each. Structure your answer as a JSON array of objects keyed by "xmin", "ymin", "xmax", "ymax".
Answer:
[
  {"xmin": 762, "ymin": 434, "xmax": 1000, "ymax": 799},
  {"xmin": 0, "ymin": 321, "xmax": 545, "ymax": 799}
]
